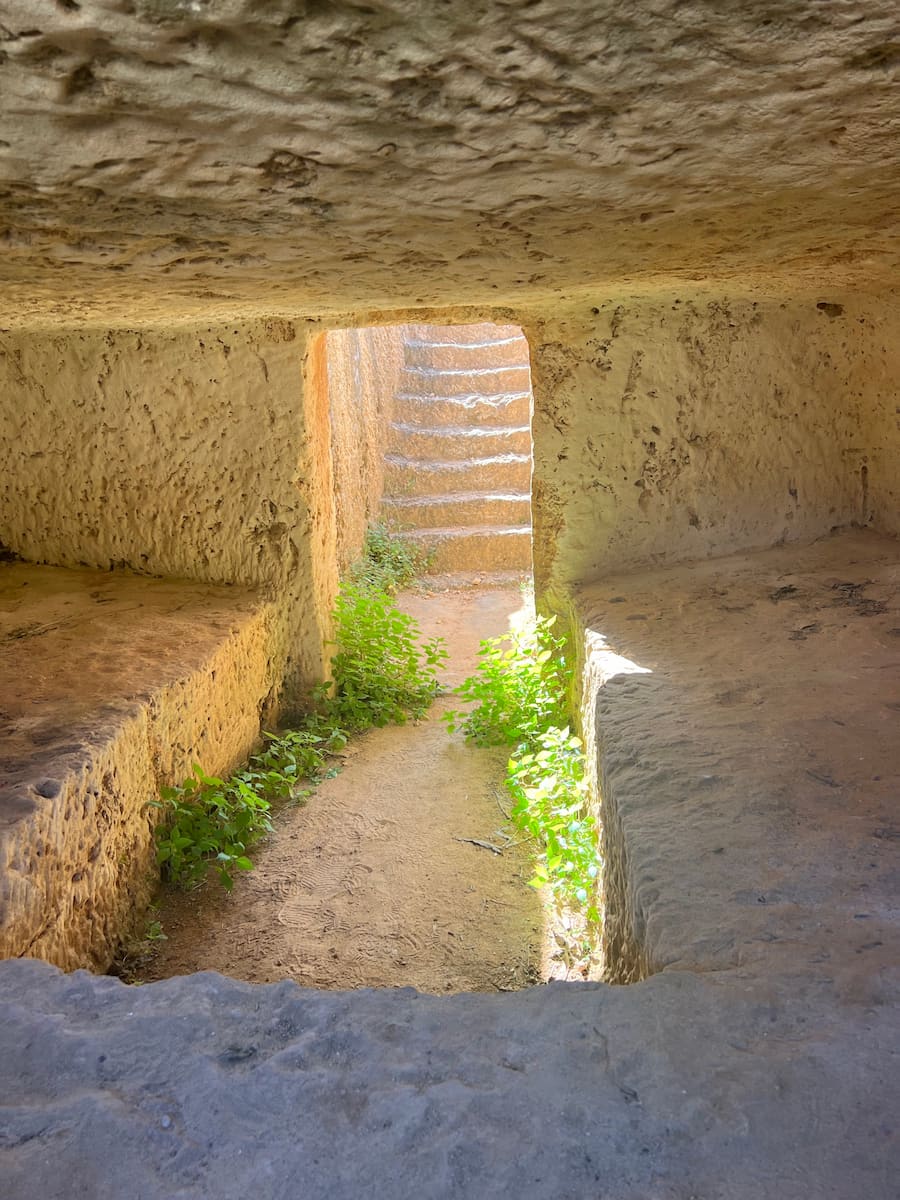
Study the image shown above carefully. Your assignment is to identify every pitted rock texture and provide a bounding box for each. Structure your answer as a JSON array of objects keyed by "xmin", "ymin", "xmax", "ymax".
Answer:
[
  {"xmin": 574, "ymin": 531, "xmax": 900, "ymax": 986},
  {"xmin": 0, "ymin": 958, "xmax": 897, "ymax": 1200},
  {"xmin": 324, "ymin": 326, "xmax": 415, "ymax": 573},
  {"xmin": 0, "ymin": 564, "xmax": 276, "ymax": 970},
  {"xmin": 0, "ymin": 1, "xmax": 898, "ymax": 325},
  {"xmin": 524, "ymin": 291, "xmax": 900, "ymax": 596},
  {"xmin": 0, "ymin": 320, "xmax": 339, "ymax": 699},
  {"xmin": 324, "ymin": 325, "xmax": 406, "ymax": 573}
]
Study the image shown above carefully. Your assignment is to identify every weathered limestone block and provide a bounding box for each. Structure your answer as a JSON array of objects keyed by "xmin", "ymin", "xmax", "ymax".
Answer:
[
  {"xmin": 575, "ymin": 531, "xmax": 899, "ymax": 984},
  {"xmin": 525, "ymin": 292, "xmax": 900, "ymax": 599},
  {"xmin": 0, "ymin": 320, "xmax": 337, "ymax": 704},
  {"xmin": 0, "ymin": 2, "xmax": 897, "ymax": 323},
  {"xmin": 0, "ymin": 950, "xmax": 897, "ymax": 1198},
  {"xmin": 0, "ymin": 564, "xmax": 279, "ymax": 970}
]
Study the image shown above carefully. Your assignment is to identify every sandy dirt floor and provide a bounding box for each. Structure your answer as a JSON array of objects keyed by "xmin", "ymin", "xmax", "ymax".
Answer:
[{"xmin": 139, "ymin": 585, "xmax": 550, "ymax": 993}]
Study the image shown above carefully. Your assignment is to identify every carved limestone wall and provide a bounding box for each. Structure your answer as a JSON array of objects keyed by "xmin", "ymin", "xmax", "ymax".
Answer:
[
  {"xmin": 0, "ymin": 319, "xmax": 337, "ymax": 706},
  {"xmin": 324, "ymin": 325, "xmax": 406, "ymax": 573},
  {"xmin": 523, "ymin": 290, "xmax": 900, "ymax": 599}
]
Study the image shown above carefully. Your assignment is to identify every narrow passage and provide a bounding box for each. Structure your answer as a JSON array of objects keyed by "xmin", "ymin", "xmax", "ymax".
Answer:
[{"xmin": 142, "ymin": 586, "xmax": 544, "ymax": 993}]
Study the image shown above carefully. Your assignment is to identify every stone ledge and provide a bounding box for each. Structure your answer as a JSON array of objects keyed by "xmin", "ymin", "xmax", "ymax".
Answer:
[
  {"xmin": 0, "ymin": 957, "xmax": 895, "ymax": 1198},
  {"xmin": 574, "ymin": 529, "xmax": 899, "ymax": 986},
  {"xmin": 0, "ymin": 564, "xmax": 277, "ymax": 970}
]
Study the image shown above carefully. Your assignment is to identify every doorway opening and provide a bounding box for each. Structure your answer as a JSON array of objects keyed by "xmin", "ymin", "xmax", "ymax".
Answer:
[
  {"xmin": 125, "ymin": 323, "xmax": 601, "ymax": 991},
  {"xmin": 323, "ymin": 321, "xmax": 534, "ymax": 585}
]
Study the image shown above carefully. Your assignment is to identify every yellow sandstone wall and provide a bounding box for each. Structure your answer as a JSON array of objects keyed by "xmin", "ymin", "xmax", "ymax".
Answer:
[
  {"xmin": 324, "ymin": 325, "xmax": 407, "ymax": 572},
  {"xmin": 523, "ymin": 290, "xmax": 900, "ymax": 601},
  {"xmin": 855, "ymin": 297, "xmax": 900, "ymax": 537},
  {"xmin": 0, "ymin": 319, "xmax": 337, "ymax": 707}
]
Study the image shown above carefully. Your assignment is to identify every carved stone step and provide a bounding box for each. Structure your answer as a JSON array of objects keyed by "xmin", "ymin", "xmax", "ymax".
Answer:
[
  {"xmin": 387, "ymin": 421, "xmax": 531, "ymax": 460},
  {"xmin": 399, "ymin": 526, "xmax": 533, "ymax": 572},
  {"xmin": 383, "ymin": 453, "xmax": 532, "ymax": 496},
  {"xmin": 382, "ymin": 491, "xmax": 531, "ymax": 528},
  {"xmin": 392, "ymin": 391, "xmax": 532, "ymax": 428},
  {"xmin": 397, "ymin": 364, "xmax": 531, "ymax": 398},
  {"xmin": 403, "ymin": 333, "xmax": 530, "ymax": 370}
]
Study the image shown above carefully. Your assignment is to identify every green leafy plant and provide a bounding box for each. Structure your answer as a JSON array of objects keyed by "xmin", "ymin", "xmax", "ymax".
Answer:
[
  {"xmin": 247, "ymin": 727, "xmax": 347, "ymax": 792},
  {"xmin": 150, "ymin": 722, "xmax": 351, "ymax": 891},
  {"xmin": 348, "ymin": 520, "xmax": 425, "ymax": 594},
  {"xmin": 507, "ymin": 725, "xmax": 599, "ymax": 921},
  {"xmin": 319, "ymin": 520, "xmax": 446, "ymax": 731},
  {"xmin": 322, "ymin": 581, "xmax": 447, "ymax": 730},
  {"xmin": 151, "ymin": 764, "xmax": 275, "ymax": 891},
  {"xmin": 444, "ymin": 614, "xmax": 570, "ymax": 745},
  {"xmin": 149, "ymin": 524, "xmax": 446, "ymax": 894},
  {"xmin": 447, "ymin": 612, "xmax": 601, "ymax": 928},
  {"xmin": 145, "ymin": 919, "xmax": 167, "ymax": 943},
  {"xmin": 111, "ymin": 909, "xmax": 168, "ymax": 983}
]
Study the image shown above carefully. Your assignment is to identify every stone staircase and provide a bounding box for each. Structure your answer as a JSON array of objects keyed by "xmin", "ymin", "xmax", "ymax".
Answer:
[{"xmin": 381, "ymin": 324, "xmax": 533, "ymax": 574}]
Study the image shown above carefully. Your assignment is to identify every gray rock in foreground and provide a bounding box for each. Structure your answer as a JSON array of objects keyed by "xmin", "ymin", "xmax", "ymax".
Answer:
[{"xmin": 0, "ymin": 959, "xmax": 896, "ymax": 1199}]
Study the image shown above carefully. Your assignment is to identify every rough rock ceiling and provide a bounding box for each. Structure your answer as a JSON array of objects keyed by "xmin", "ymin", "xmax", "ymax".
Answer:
[{"xmin": 0, "ymin": 0, "xmax": 898, "ymax": 326}]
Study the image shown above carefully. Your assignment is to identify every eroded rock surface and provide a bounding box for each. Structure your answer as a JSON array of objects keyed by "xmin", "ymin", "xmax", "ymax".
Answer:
[
  {"xmin": 525, "ymin": 292, "xmax": 900, "ymax": 597},
  {"xmin": 0, "ymin": 1, "xmax": 897, "ymax": 324},
  {"xmin": 1, "ymin": 957, "xmax": 896, "ymax": 1200},
  {"xmin": 576, "ymin": 531, "xmax": 900, "ymax": 987},
  {"xmin": 0, "ymin": 564, "xmax": 275, "ymax": 970}
]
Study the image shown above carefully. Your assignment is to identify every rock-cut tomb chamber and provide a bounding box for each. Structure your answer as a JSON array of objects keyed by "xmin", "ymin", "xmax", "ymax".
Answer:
[{"xmin": 0, "ymin": 3, "xmax": 897, "ymax": 1197}]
